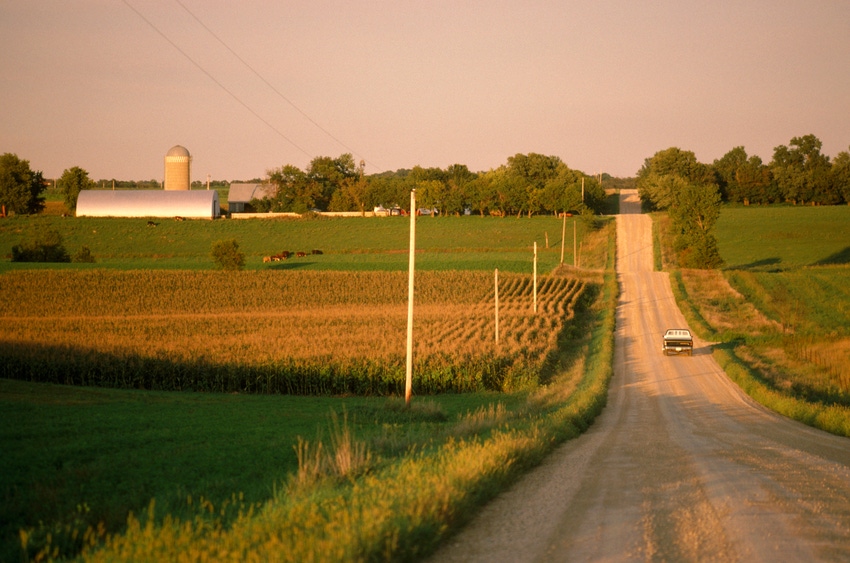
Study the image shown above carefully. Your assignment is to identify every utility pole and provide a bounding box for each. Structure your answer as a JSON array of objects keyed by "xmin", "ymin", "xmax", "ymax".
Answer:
[
  {"xmin": 405, "ymin": 189, "xmax": 416, "ymax": 406},
  {"xmin": 574, "ymin": 220, "xmax": 577, "ymax": 268},
  {"xmin": 560, "ymin": 213, "xmax": 566, "ymax": 264},
  {"xmin": 494, "ymin": 268, "xmax": 500, "ymax": 347},
  {"xmin": 533, "ymin": 241, "xmax": 538, "ymax": 314}
]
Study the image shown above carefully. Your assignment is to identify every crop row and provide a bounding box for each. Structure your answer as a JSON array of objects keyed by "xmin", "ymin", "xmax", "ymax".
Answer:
[{"xmin": 0, "ymin": 270, "xmax": 590, "ymax": 394}]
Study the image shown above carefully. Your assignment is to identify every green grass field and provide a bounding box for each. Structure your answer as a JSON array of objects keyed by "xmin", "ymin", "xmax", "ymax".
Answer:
[
  {"xmin": 0, "ymin": 379, "xmax": 520, "ymax": 562},
  {"xmin": 0, "ymin": 214, "xmax": 597, "ymax": 273},
  {"xmin": 716, "ymin": 205, "xmax": 850, "ymax": 270}
]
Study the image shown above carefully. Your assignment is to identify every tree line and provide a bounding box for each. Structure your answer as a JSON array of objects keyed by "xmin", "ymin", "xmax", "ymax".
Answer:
[
  {"xmin": 636, "ymin": 134, "xmax": 850, "ymax": 269},
  {"xmin": 255, "ymin": 152, "xmax": 609, "ymax": 217},
  {"xmin": 667, "ymin": 134, "xmax": 848, "ymax": 207}
]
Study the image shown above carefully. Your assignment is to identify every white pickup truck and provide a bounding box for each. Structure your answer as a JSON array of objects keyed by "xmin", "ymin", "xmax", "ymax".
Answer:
[{"xmin": 662, "ymin": 329, "xmax": 693, "ymax": 356}]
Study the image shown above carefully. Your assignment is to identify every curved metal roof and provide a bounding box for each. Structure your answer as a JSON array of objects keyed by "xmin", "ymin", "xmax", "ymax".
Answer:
[{"xmin": 76, "ymin": 190, "xmax": 219, "ymax": 219}]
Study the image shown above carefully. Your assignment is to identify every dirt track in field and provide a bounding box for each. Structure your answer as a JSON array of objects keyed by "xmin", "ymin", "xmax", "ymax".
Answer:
[{"xmin": 431, "ymin": 190, "xmax": 850, "ymax": 562}]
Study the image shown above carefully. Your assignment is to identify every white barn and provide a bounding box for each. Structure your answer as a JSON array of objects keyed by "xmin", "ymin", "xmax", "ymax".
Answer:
[{"xmin": 76, "ymin": 190, "xmax": 220, "ymax": 219}]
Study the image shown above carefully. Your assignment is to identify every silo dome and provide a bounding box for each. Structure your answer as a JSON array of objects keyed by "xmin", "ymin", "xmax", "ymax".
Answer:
[{"xmin": 164, "ymin": 145, "xmax": 192, "ymax": 190}]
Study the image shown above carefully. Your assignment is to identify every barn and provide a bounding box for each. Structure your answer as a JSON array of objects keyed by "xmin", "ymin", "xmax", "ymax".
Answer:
[
  {"xmin": 227, "ymin": 183, "xmax": 277, "ymax": 213},
  {"xmin": 76, "ymin": 190, "xmax": 221, "ymax": 219}
]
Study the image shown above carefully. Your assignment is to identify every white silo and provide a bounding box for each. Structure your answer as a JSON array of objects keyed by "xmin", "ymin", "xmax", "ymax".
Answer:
[{"xmin": 164, "ymin": 145, "xmax": 192, "ymax": 190}]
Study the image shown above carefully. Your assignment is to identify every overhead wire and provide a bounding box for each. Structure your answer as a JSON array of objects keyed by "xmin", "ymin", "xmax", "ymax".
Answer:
[
  {"xmin": 122, "ymin": 0, "xmax": 363, "ymax": 168},
  {"xmin": 173, "ymin": 0, "xmax": 380, "ymax": 171}
]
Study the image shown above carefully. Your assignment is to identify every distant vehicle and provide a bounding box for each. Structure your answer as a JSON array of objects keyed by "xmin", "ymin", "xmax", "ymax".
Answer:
[{"xmin": 662, "ymin": 329, "xmax": 693, "ymax": 356}]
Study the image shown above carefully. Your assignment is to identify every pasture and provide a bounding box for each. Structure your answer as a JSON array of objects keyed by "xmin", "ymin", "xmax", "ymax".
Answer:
[
  {"xmin": 0, "ymin": 213, "xmax": 605, "ymax": 273},
  {"xmin": 715, "ymin": 204, "xmax": 850, "ymax": 270}
]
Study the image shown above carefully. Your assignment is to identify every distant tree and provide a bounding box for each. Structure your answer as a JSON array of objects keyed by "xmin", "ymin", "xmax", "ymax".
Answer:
[
  {"xmin": 328, "ymin": 175, "xmax": 368, "ymax": 213},
  {"xmin": 831, "ymin": 149, "xmax": 850, "ymax": 204},
  {"xmin": 770, "ymin": 134, "xmax": 836, "ymax": 205},
  {"xmin": 59, "ymin": 166, "xmax": 94, "ymax": 211},
  {"xmin": 266, "ymin": 164, "xmax": 312, "ymax": 212},
  {"xmin": 735, "ymin": 155, "xmax": 777, "ymax": 204},
  {"xmin": 307, "ymin": 153, "xmax": 357, "ymax": 210},
  {"xmin": 467, "ymin": 172, "xmax": 498, "ymax": 216},
  {"xmin": 0, "ymin": 153, "xmax": 46, "ymax": 215},
  {"xmin": 11, "ymin": 227, "xmax": 70, "ymax": 262},
  {"xmin": 712, "ymin": 146, "xmax": 748, "ymax": 202},
  {"xmin": 444, "ymin": 163, "xmax": 476, "ymax": 215},
  {"xmin": 211, "ymin": 239, "xmax": 245, "ymax": 271},
  {"xmin": 668, "ymin": 181, "xmax": 724, "ymax": 269},
  {"xmin": 636, "ymin": 147, "xmax": 713, "ymax": 210}
]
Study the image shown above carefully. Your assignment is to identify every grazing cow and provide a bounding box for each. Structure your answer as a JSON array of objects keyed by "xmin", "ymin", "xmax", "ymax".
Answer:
[
  {"xmin": 147, "ymin": 220, "xmax": 158, "ymax": 227},
  {"xmin": 174, "ymin": 216, "xmax": 185, "ymax": 221},
  {"xmin": 263, "ymin": 256, "xmax": 271, "ymax": 263},
  {"xmin": 311, "ymin": 249, "xmax": 323, "ymax": 255},
  {"xmin": 296, "ymin": 251, "xmax": 307, "ymax": 258}
]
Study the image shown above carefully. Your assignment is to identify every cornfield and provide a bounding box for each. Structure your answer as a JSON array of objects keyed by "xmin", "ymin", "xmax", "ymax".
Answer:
[{"xmin": 0, "ymin": 270, "xmax": 591, "ymax": 395}]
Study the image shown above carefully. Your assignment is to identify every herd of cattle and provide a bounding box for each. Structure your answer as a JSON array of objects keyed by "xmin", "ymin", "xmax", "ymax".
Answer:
[{"xmin": 263, "ymin": 249, "xmax": 323, "ymax": 263}]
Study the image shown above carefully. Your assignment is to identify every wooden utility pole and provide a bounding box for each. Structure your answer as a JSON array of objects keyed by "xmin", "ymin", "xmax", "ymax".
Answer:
[
  {"xmin": 405, "ymin": 189, "xmax": 416, "ymax": 406},
  {"xmin": 560, "ymin": 213, "xmax": 566, "ymax": 264},
  {"xmin": 573, "ymin": 220, "xmax": 577, "ymax": 268},
  {"xmin": 533, "ymin": 242, "xmax": 538, "ymax": 314},
  {"xmin": 494, "ymin": 268, "xmax": 500, "ymax": 347}
]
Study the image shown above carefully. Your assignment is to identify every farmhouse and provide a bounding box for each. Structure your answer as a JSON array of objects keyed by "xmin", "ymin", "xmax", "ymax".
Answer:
[
  {"xmin": 76, "ymin": 190, "xmax": 220, "ymax": 219},
  {"xmin": 228, "ymin": 183, "xmax": 277, "ymax": 213}
]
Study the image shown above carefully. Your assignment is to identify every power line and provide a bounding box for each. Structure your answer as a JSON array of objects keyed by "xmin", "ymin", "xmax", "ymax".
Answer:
[
  {"xmin": 173, "ymin": 0, "xmax": 381, "ymax": 171},
  {"xmin": 123, "ymin": 0, "xmax": 313, "ymax": 160}
]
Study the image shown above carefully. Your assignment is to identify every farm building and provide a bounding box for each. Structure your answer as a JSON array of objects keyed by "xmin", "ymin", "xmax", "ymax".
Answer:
[
  {"xmin": 76, "ymin": 190, "xmax": 220, "ymax": 219},
  {"xmin": 227, "ymin": 183, "xmax": 277, "ymax": 213},
  {"xmin": 164, "ymin": 145, "xmax": 192, "ymax": 191}
]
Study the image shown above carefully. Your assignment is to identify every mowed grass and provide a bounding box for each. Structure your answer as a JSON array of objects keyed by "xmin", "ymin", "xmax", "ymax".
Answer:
[
  {"xmin": 0, "ymin": 379, "xmax": 520, "ymax": 562},
  {"xmin": 0, "ymin": 214, "xmax": 597, "ymax": 273},
  {"xmin": 716, "ymin": 205, "xmax": 850, "ymax": 270}
]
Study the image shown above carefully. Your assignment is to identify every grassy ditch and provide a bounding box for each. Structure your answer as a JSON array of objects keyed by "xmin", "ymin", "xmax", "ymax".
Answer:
[{"xmin": 659, "ymin": 205, "xmax": 850, "ymax": 438}]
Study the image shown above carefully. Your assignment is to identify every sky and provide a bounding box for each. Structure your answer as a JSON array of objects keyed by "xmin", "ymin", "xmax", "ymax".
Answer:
[{"xmin": 2, "ymin": 0, "xmax": 849, "ymax": 182}]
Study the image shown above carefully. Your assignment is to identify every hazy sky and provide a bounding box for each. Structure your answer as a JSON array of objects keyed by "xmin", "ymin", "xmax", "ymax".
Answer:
[{"xmin": 2, "ymin": 0, "xmax": 848, "ymax": 182}]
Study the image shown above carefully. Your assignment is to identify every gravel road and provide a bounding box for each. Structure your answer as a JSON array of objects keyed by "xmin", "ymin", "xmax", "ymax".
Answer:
[{"xmin": 431, "ymin": 190, "xmax": 850, "ymax": 562}]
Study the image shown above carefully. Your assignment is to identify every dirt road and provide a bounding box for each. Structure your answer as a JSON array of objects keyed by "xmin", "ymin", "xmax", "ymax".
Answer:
[{"xmin": 431, "ymin": 190, "xmax": 850, "ymax": 561}]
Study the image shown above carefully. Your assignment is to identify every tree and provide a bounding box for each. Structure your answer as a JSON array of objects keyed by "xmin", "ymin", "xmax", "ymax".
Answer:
[
  {"xmin": 668, "ymin": 181, "xmax": 724, "ymax": 269},
  {"xmin": 0, "ymin": 153, "xmax": 46, "ymax": 215},
  {"xmin": 307, "ymin": 154, "xmax": 357, "ymax": 210},
  {"xmin": 211, "ymin": 239, "xmax": 245, "ymax": 271},
  {"xmin": 712, "ymin": 146, "xmax": 748, "ymax": 202},
  {"xmin": 59, "ymin": 166, "xmax": 94, "ymax": 211},
  {"xmin": 636, "ymin": 147, "xmax": 713, "ymax": 210},
  {"xmin": 11, "ymin": 227, "xmax": 70, "ymax": 262},
  {"xmin": 266, "ymin": 164, "xmax": 311, "ymax": 212},
  {"xmin": 831, "ymin": 148, "xmax": 850, "ymax": 204},
  {"xmin": 770, "ymin": 134, "xmax": 836, "ymax": 205},
  {"xmin": 734, "ymin": 155, "xmax": 777, "ymax": 204},
  {"xmin": 444, "ymin": 164, "xmax": 476, "ymax": 215}
]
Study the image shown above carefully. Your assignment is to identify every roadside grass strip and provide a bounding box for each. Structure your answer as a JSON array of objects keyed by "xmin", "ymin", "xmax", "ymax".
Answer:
[
  {"xmin": 68, "ymin": 271, "xmax": 618, "ymax": 562},
  {"xmin": 714, "ymin": 345, "xmax": 850, "ymax": 438}
]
